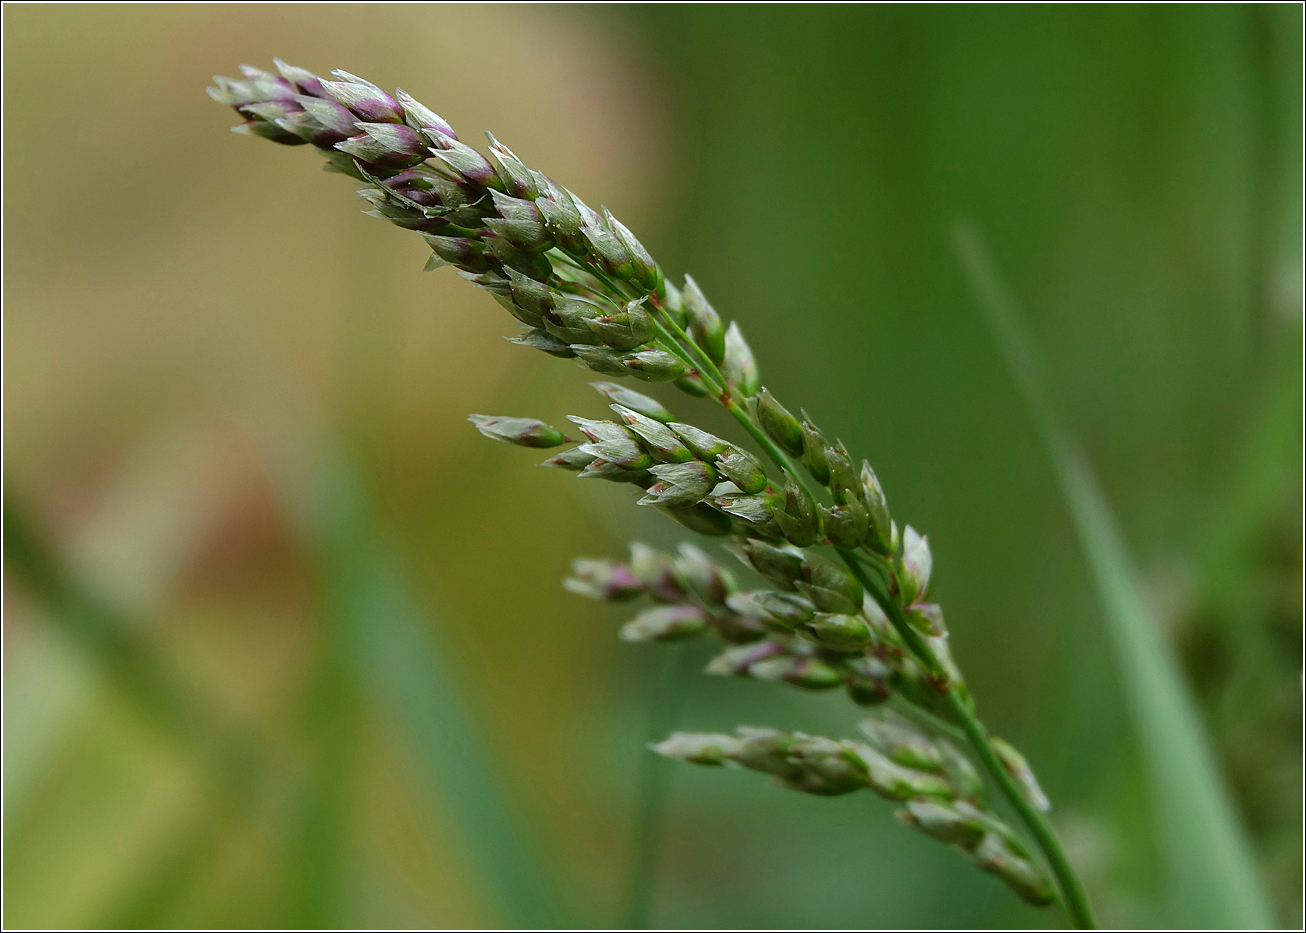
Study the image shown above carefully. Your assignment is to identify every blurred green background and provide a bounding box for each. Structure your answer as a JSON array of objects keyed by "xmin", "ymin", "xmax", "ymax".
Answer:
[{"xmin": 3, "ymin": 3, "xmax": 1301, "ymax": 929}]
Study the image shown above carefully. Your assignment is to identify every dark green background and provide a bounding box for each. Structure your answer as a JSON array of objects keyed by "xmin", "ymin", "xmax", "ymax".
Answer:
[{"xmin": 4, "ymin": 4, "xmax": 1300, "ymax": 928}]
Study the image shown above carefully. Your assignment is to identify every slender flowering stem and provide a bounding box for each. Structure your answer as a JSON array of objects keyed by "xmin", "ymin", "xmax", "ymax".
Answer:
[
  {"xmin": 837, "ymin": 553, "xmax": 1096, "ymax": 927},
  {"xmin": 617, "ymin": 322, "xmax": 1095, "ymax": 923},
  {"xmin": 838, "ymin": 554, "xmax": 948, "ymax": 682},
  {"xmin": 553, "ymin": 250, "xmax": 634, "ymax": 303},
  {"xmin": 945, "ymin": 690, "xmax": 1098, "ymax": 929},
  {"xmin": 644, "ymin": 304, "xmax": 822, "ymax": 496},
  {"xmin": 605, "ymin": 311, "xmax": 1096, "ymax": 924},
  {"xmin": 648, "ymin": 289, "xmax": 1095, "ymax": 925},
  {"xmin": 889, "ymin": 693, "xmax": 968, "ymax": 745},
  {"xmin": 646, "ymin": 316, "xmax": 713, "ymax": 386},
  {"xmin": 605, "ymin": 277, "xmax": 1091, "ymax": 920},
  {"xmin": 648, "ymin": 306, "xmax": 731, "ymax": 393}
]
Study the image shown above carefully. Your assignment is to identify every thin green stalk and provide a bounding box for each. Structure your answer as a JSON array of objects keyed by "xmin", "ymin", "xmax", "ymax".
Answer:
[
  {"xmin": 556, "ymin": 257, "xmax": 822, "ymax": 508},
  {"xmin": 530, "ymin": 279, "xmax": 715, "ymax": 928},
  {"xmin": 839, "ymin": 550, "xmax": 949, "ymax": 683},
  {"xmin": 945, "ymin": 689, "xmax": 1097, "ymax": 930},
  {"xmin": 644, "ymin": 311, "xmax": 795, "ymax": 481},
  {"xmin": 636, "ymin": 307, "xmax": 1096, "ymax": 924},
  {"xmin": 647, "ymin": 305, "xmax": 827, "ymax": 505},
  {"xmin": 551, "ymin": 251, "xmax": 633, "ymax": 302},
  {"xmin": 888, "ymin": 694, "xmax": 968, "ymax": 746},
  {"xmin": 620, "ymin": 643, "xmax": 691, "ymax": 929},
  {"xmin": 836, "ymin": 551, "xmax": 1096, "ymax": 929},
  {"xmin": 647, "ymin": 315, "xmax": 716, "ymax": 389},
  {"xmin": 649, "ymin": 306, "xmax": 732, "ymax": 394},
  {"xmin": 649, "ymin": 285, "xmax": 1095, "ymax": 922}
]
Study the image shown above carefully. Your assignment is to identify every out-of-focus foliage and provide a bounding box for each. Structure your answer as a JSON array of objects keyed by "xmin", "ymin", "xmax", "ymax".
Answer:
[{"xmin": 3, "ymin": 4, "xmax": 1300, "ymax": 930}]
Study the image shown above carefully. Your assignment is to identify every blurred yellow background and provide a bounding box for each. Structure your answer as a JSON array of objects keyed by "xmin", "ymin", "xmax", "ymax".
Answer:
[{"xmin": 3, "ymin": 4, "xmax": 1301, "ymax": 929}]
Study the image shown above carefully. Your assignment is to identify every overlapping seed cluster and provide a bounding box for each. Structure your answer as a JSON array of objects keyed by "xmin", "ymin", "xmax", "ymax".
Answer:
[
  {"xmin": 213, "ymin": 61, "xmax": 1068, "ymax": 914},
  {"xmin": 209, "ymin": 62, "xmax": 759, "ymax": 397},
  {"xmin": 563, "ymin": 535, "xmax": 1052, "ymax": 901},
  {"xmin": 653, "ymin": 713, "xmax": 1054, "ymax": 905},
  {"xmin": 749, "ymin": 388, "xmax": 952, "ymax": 640},
  {"xmin": 467, "ymin": 382, "xmax": 962, "ymax": 706},
  {"xmin": 564, "ymin": 541, "xmax": 766, "ymax": 644},
  {"xmin": 469, "ymin": 381, "xmax": 772, "ymax": 537}
]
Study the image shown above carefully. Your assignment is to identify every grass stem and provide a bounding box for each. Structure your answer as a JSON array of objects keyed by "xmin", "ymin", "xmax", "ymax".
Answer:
[{"xmin": 836, "ymin": 550, "xmax": 1097, "ymax": 928}]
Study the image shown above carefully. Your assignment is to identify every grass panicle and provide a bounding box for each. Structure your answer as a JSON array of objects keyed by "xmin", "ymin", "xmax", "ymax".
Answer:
[{"xmin": 211, "ymin": 60, "xmax": 1099, "ymax": 927}]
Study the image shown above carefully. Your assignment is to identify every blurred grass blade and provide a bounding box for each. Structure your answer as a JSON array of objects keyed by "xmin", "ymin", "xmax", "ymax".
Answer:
[
  {"xmin": 285, "ymin": 632, "xmax": 359, "ymax": 928},
  {"xmin": 307, "ymin": 459, "xmax": 562, "ymax": 929},
  {"xmin": 1198, "ymin": 339, "xmax": 1302, "ymax": 614},
  {"xmin": 2, "ymin": 621, "xmax": 93, "ymax": 820},
  {"xmin": 3, "ymin": 493, "xmax": 199, "ymax": 741},
  {"xmin": 620, "ymin": 643, "xmax": 691, "ymax": 929},
  {"xmin": 2, "ymin": 492, "xmax": 265, "ymax": 789},
  {"xmin": 3, "ymin": 491, "xmax": 272, "ymax": 927},
  {"xmin": 100, "ymin": 808, "xmax": 232, "ymax": 928},
  {"xmin": 953, "ymin": 219, "xmax": 1274, "ymax": 929}
]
